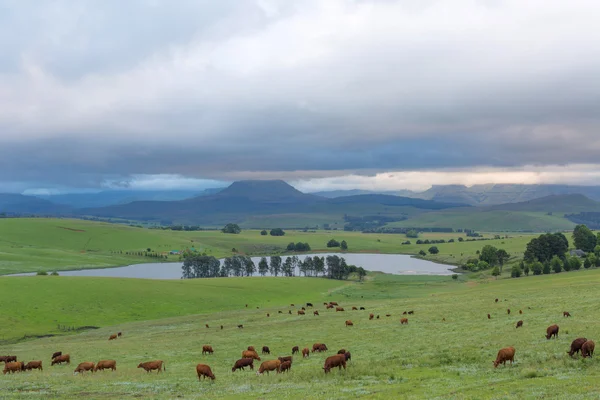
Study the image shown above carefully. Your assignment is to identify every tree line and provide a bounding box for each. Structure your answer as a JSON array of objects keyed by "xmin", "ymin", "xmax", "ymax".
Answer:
[{"xmin": 181, "ymin": 254, "xmax": 366, "ymax": 281}]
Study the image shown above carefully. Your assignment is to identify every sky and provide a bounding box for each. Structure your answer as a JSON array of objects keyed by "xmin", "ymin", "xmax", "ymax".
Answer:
[{"xmin": 1, "ymin": 0, "xmax": 600, "ymax": 194}]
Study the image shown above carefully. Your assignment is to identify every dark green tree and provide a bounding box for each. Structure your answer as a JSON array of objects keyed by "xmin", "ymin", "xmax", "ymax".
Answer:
[
  {"xmin": 260, "ymin": 230, "xmax": 268, "ymax": 236},
  {"xmin": 428, "ymin": 246, "xmax": 439, "ymax": 255},
  {"xmin": 313, "ymin": 256, "xmax": 325, "ymax": 276},
  {"xmin": 496, "ymin": 249, "xmax": 509, "ymax": 269},
  {"xmin": 243, "ymin": 256, "xmax": 256, "ymax": 276},
  {"xmin": 327, "ymin": 239, "xmax": 340, "ymax": 248},
  {"xmin": 258, "ymin": 257, "xmax": 269, "ymax": 276},
  {"xmin": 511, "ymin": 265, "xmax": 522, "ymax": 278},
  {"xmin": 532, "ymin": 261, "xmax": 543, "ymax": 275},
  {"xmin": 492, "ymin": 266, "xmax": 500, "ymax": 277},
  {"xmin": 479, "ymin": 245, "xmax": 498, "ymax": 266},
  {"xmin": 569, "ymin": 256, "xmax": 582, "ymax": 270},
  {"xmin": 287, "ymin": 242, "xmax": 296, "ymax": 251},
  {"xmin": 524, "ymin": 233, "xmax": 568, "ymax": 263},
  {"xmin": 584, "ymin": 257, "xmax": 592, "ymax": 269},
  {"xmin": 542, "ymin": 261, "xmax": 551, "ymax": 274},
  {"xmin": 221, "ymin": 223, "xmax": 241, "ymax": 234},
  {"xmin": 340, "ymin": 240, "xmax": 348, "ymax": 250},
  {"xmin": 419, "ymin": 250, "xmax": 426, "ymax": 256},
  {"xmin": 269, "ymin": 256, "xmax": 282, "ymax": 276},
  {"xmin": 282, "ymin": 257, "xmax": 294, "ymax": 277},
  {"xmin": 551, "ymin": 255, "xmax": 563, "ymax": 273},
  {"xmin": 270, "ymin": 228, "xmax": 285, "ymax": 236},
  {"xmin": 357, "ymin": 267, "xmax": 367, "ymax": 281},
  {"xmin": 406, "ymin": 229, "xmax": 419, "ymax": 238},
  {"xmin": 572, "ymin": 224, "xmax": 597, "ymax": 252}
]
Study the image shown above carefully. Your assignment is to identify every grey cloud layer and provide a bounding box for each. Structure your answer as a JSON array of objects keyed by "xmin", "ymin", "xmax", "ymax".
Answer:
[{"xmin": 1, "ymin": 0, "xmax": 599, "ymax": 189}]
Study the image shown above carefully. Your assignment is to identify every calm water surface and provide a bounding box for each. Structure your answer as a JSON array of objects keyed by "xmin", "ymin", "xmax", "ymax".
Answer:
[{"xmin": 10, "ymin": 253, "xmax": 454, "ymax": 279}]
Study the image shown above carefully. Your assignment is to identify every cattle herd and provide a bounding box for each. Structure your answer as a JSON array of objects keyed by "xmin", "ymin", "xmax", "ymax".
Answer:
[{"xmin": 1, "ymin": 299, "xmax": 596, "ymax": 382}]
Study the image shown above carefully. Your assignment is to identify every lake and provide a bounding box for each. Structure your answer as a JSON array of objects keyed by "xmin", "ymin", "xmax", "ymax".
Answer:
[{"xmin": 9, "ymin": 253, "xmax": 454, "ymax": 279}]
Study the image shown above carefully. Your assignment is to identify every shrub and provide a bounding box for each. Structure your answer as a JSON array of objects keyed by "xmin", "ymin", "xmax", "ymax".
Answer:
[
  {"xmin": 340, "ymin": 240, "xmax": 348, "ymax": 250},
  {"xmin": 327, "ymin": 239, "xmax": 340, "ymax": 248},
  {"xmin": 542, "ymin": 262, "xmax": 551, "ymax": 274},
  {"xmin": 270, "ymin": 228, "xmax": 285, "ymax": 236},
  {"xmin": 569, "ymin": 256, "xmax": 582, "ymax": 271},
  {"xmin": 532, "ymin": 261, "xmax": 543, "ymax": 275},
  {"xmin": 428, "ymin": 246, "xmax": 439, "ymax": 255},
  {"xmin": 511, "ymin": 266, "xmax": 522, "ymax": 278},
  {"xmin": 452, "ymin": 274, "xmax": 458, "ymax": 280},
  {"xmin": 221, "ymin": 223, "xmax": 241, "ymax": 234},
  {"xmin": 491, "ymin": 266, "xmax": 500, "ymax": 276},
  {"xmin": 36, "ymin": 271, "xmax": 48, "ymax": 276},
  {"xmin": 50, "ymin": 271, "xmax": 59, "ymax": 276},
  {"xmin": 551, "ymin": 256, "xmax": 563, "ymax": 273},
  {"xmin": 419, "ymin": 250, "xmax": 426, "ymax": 256},
  {"xmin": 260, "ymin": 230, "xmax": 267, "ymax": 236}
]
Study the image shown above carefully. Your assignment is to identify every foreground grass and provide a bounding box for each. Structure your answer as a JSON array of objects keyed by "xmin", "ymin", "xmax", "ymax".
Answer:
[
  {"xmin": 2, "ymin": 270, "xmax": 600, "ymax": 398},
  {"xmin": 0, "ymin": 218, "xmax": 539, "ymax": 275}
]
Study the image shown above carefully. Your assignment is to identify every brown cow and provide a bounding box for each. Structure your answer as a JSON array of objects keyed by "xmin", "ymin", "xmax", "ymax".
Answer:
[
  {"xmin": 329, "ymin": 302, "xmax": 338, "ymax": 306},
  {"xmin": 109, "ymin": 334, "xmax": 117, "ymax": 341},
  {"xmin": 323, "ymin": 354, "xmax": 346, "ymax": 373},
  {"xmin": 519, "ymin": 310, "xmax": 522, "ymax": 315},
  {"xmin": 292, "ymin": 346, "xmax": 299, "ymax": 354},
  {"xmin": 266, "ymin": 313, "xmax": 270, "ymax": 317},
  {"xmin": 546, "ymin": 324, "xmax": 559, "ymax": 339},
  {"xmin": 95, "ymin": 360, "xmax": 116, "ymax": 372},
  {"xmin": 495, "ymin": 298, "xmax": 499, "ymax": 303},
  {"xmin": 408, "ymin": 311, "xmax": 414, "ymax": 315},
  {"xmin": 306, "ymin": 303, "xmax": 313, "ymax": 307},
  {"xmin": 402, "ymin": 311, "xmax": 407, "ymax": 315},
  {"xmin": 507, "ymin": 309, "xmax": 511, "ymax": 315},
  {"xmin": 278, "ymin": 360, "xmax": 291, "ymax": 373},
  {"xmin": 202, "ymin": 345, "xmax": 214, "ymax": 355},
  {"xmin": 118, "ymin": 332, "xmax": 122, "ymax": 337},
  {"xmin": 400, "ymin": 318, "xmax": 408, "ymax": 324},
  {"xmin": 564, "ymin": 311, "xmax": 571, "ymax": 317},
  {"xmin": 196, "ymin": 364, "xmax": 215, "ymax": 380},
  {"xmin": 314, "ymin": 310, "xmax": 320, "ymax": 316},
  {"xmin": 312, "ymin": 343, "xmax": 328, "ymax": 353},
  {"xmin": 232, "ymin": 358, "xmax": 254, "ymax": 372},
  {"xmin": 326, "ymin": 305, "xmax": 334, "ymax": 309},
  {"xmin": 568, "ymin": 337, "xmax": 588, "ymax": 357},
  {"xmin": 582, "ymin": 340, "xmax": 595, "ymax": 358},
  {"xmin": 298, "ymin": 310, "xmax": 305, "ymax": 315},
  {"xmin": 487, "ymin": 314, "xmax": 491, "ymax": 320},
  {"xmin": 51, "ymin": 351, "xmax": 62, "ymax": 360},
  {"xmin": 262, "ymin": 346, "xmax": 271, "ymax": 355},
  {"xmin": 369, "ymin": 313, "xmax": 374, "ymax": 320},
  {"xmin": 137, "ymin": 360, "xmax": 165, "ymax": 373},
  {"xmin": 302, "ymin": 348, "xmax": 310, "ymax": 358},
  {"xmin": 352, "ymin": 307, "xmax": 358, "ymax": 311},
  {"xmin": 493, "ymin": 347, "xmax": 515, "ymax": 368},
  {"xmin": 278, "ymin": 311, "xmax": 283, "ymax": 314},
  {"xmin": 24, "ymin": 361, "xmax": 43, "ymax": 371},
  {"xmin": 345, "ymin": 320, "xmax": 354, "ymax": 326},
  {"xmin": 220, "ymin": 325, "xmax": 224, "ymax": 330},
  {"xmin": 376, "ymin": 315, "xmax": 380, "ymax": 319},
  {"xmin": 238, "ymin": 324, "xmax": 244, "ymax": 329},
  {"xmin": 302, "ymin": 307, "xmax": 306, "ymax": 311},
  {"xmin": 242, "ymin": 350, "xmax": 261, "ymax": 361},
  {"xmin": 336, "ymin": 307, "xmax": 344, "ymax": 312},
  {"xmin": 278, "ymin": 356, "xmax": 293, "ymax": 364},
  {"xmin": 205, "ymin": 324, "xmax": 209, "ymax": 328},
  {"xmin": 51, "ymin": 354, "xmax": 70, "ymax": 366},
  {"xmin": 337, "ymin": 349, "xmax": 346, "ymax": 354},
  {"xmin": 247, "ymin": 346, "xmax": 256, "ymax": 352},
  {"xmin": 323, "ymin": 302, "xmax": 328, "ymax": 306},
  {"xmin": 3, "ymin": 362, "xmax": 23, "ymax": 374},
  {"xmin": 74, "ymin": 362, "xmax": 95, "ymax": 374},
  {"xmin": 257, "ymin": 359, "xmax": 281, "ymax": 375},
  {"xmin": 516, "ymin": 320, "xmax": 523, "ymax": 328},
  {"xmin": 290, "ymin": 304, "xmax": 295, "ymax": 307},
  {"xmin": 0, "ymin": 356, "xmax": 17, "ymax": 363},
  {"xmin": 386, "ymin": 314, "xmax": 391, "ymax": 317},
  {"xmin": 289, "ymin": 310, "xmax": 293, "ymax": 314}
]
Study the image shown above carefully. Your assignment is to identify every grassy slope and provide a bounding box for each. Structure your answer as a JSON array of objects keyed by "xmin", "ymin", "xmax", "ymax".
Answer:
[
  {"xmin": 386, "ymin": 209, "xmax": 576, "ymax": 232},
  {"xmin": 3, "ymin": 271, "xmax": 600, "ymax": 398},
  {"xmin": 0, "ymin": 218, "xmax": 540, "ymax": 274}
]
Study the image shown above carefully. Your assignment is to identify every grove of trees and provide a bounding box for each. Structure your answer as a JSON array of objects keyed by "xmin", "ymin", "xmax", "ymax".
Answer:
[{"xmin": 221, "ymin": 223, "xmax": 241, "ymax": 234}]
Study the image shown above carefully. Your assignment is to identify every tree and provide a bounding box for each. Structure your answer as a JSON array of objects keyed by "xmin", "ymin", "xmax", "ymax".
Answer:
[
  {"xmin": 542, "ymin": 261, "xmax": 551, "ymax": 275},
  {"xmin": 491, "ymin": 266, "xmax": 500, "ymax": 277},
  {"xmin": 563, "ymin": 258, "xmax": 571, "ymax": 272},
  {"xmin": 458, "ymin": 237, "xmax": 464, "ymax": 242},
  {"xmin": 282, "ymin": 257, "xmax": 294, "ymax": 277},
  {"xmin": 532, "ymin": 261, "xmax": 543, "ymax": 275},
  {"xmin": 476, "ymin": 260, "xmax": 489, "ymax": 271},
  {"xmin": 551, "ymin": 255, "xmax": 563, "ymax": 273},
  {"xmin": 452, "ymin": 274, "xmax": 458, "ymax": 280},
  {"xmin": 287, "ymin": 242, "xmax": 296, "ymax": 251},
  {"xmin": 243, "ymin": 256, "xmax": 256, "ymax": 276},
  {"xmin": 269, "ymin": 256, "xmax": 282, "ymax": 276},
  {"xmin": 270, "ymin": 228, "xmax": 285, "ymax": 236},
  {"xmin": 340, "ymin": 240, "xmax": 348, "ymax": 250},
  {"xmin": 584, "ymin": 257, "xmax": 592, "ymax": 269},
  {"xmin": 419, "ymin": 250, "xmax": 426, "ymax": 256},
  {"xmin": 479, "ymin": 245, "xmax": 498, "ymax": 266},
  {"xmin": 523, "ymin": 262, "xmax": 530, "ymax": 276},
  {"xmin": 572, "ymin": 224, "xmax": 597, "ymax": 252},
  {"xmin": 496, "ymin": 249, "xmax": 509, "ymax": 269},
  {"xmin": 327, "ymin": 239, "xmax": 340, "ymax": 248},
  {"xmin": 260, "ymin": 230, "xmax": 268, "ymax": 236},
  {"xmin": 590, "ymin": 253, "xmax": 599, "ymax": 267},
  {"xmin": 511, "ymin": 265, "xmax": 522, "ymax": 278},
  {"xmin": 313, "ymin": 256, "xmax": 325, "ymax": 276},
  {"xmin": 221, "ymin": 223, "xmax": 241, "ymax": 234},
  {"xmin": 258, "ymin": 257, "xmax": 269, "ymax": 276},
  {"xmin": 357, "ymin": 267, "xmax": 367, "ymax": 281},
  {"xmin": 569, "ymin": 256, "xmax": 582, "ymax": 271},
  {"xmin": 524, "ymin": 233, "xmax": 568, "ymax": 263},
  {"xmin": 428, "ymin": 246, "xmax": 439, "ymax": 255},
  {"xmin": 406, "ymin": 229, "xmax": 419, "ymax": 238}
]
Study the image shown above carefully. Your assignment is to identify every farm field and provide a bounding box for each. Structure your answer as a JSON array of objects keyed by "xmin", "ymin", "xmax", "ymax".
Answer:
[
  {"xmin": 0, "ymin": 218, "xmax": 542, "ymax": 275},
  {"xmin": 2, "ymin": 270, "xmax": 600, "ymax": 398}
]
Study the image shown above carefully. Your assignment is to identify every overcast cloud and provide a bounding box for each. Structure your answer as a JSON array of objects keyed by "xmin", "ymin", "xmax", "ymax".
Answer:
[{"xmin": 1, "ymin": 0, "xmax": 599, "ymax": 193}]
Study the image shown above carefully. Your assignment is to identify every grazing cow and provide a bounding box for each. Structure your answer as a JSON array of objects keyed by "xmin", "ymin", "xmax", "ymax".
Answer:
[
  {"xmin": 94, "ymin": 360, "xmax": 116, "ymax": 372},
  {"xmin": 507, "ymin": 309, "xmax": 511, "ymax": 315},
  {"xmin": 278, "ymin": 356, "xmax": 292, "ymax": 364},
  {"xmin": 202, "ymin": 345, "xmax": 214, "ymax": 355},
  {"xmin": 307, "ymin": 303, "xmax": 313, "ymax": 307},
  {"xmin": 242, "ymin": 350, "xmax": 261, "ymax": 361},
  {"xmin": 345, "ymin": 320, "xmax": 354, "ymax": 326},
  {"xmin": 205, "ymin": 324, "xmax": 209, "ymax": 328},
  {"xmin": 232, "ymin": 358, "xmax": 254, "ymax": 372},
  {"xmin": 376, "ymin": 315, "xmax": 380, "ymax": 319},
  {"xmin": 519, "ymin": 310, "xmax": 522, "ymax": 315},
  {"xmin": 360, "ymin": 307, "xmax": 365, "ymax": 310},
  {"xmin": 74, "ymin": 362, "xmax": 95, "ymax": 374},
  {"xmin": 1, "ymin": 356, "xmax": 17, "ymax": 363},
  {"xmin": 323, "ymin": 302, "xmax": 328, "ymax": 306},
  {"xmin": 568, "ymin": 337, "xmax": 588, "ymax": 357},
  {"xmin": 516, "ymin": 320, "xmax": 523, "ymax": 328},
  {"xmin": 487, "ymin": 314, "xmax": 491, "ymax": 320},
  {"xmin": 336, "ymin": 307, "xmax": 344, "ymax": 312},
  {"xmin": 337, "ymin": 349, "xmax": 346, "ymax": 354},
  {"xmin": 546, "ymin": 324, "xmax": 559, "ymax": 340},
  {"xmin": 257, "ymin": 359, "xmax": 281, "ymax": 375},
  {"xmin": 238, "ymin": 324, "xmax": 244, "ymax": 329},
  {"xmin": 24, "ymin": 361, "xmax": 43, "ymax": 371},
  {"xmin": 386, "ymin": 314, "xmax": 391, "ymax": 317},
  {"xmin": 312, "ymin": 343, "xmax": 328, "ymax": 353},
  {"xmin": 51, "ymin": 351, "xmax": 62, "ymax": 360},
  {"xmin": 582, "ymin": 340, "xmax": 595, "ymax": 358},
  {"xmin": 292, "ymin": 346, "xmax": 299, "ymax": 355},
  {"xmin": 302, "ymin": 348, "xmax": 310, "ymax": 358},
  {"xmin": 352, "ymin": 307, "xmax": 358, "ymax": 310},
  {"xmin": 109, "ymin": 334, "xmax": 117, "ymax": 341},
  {"xmin": 314, "ymin": 311, "xmax": 320, "ymax": 316},
  {"xmin": 51, "ymin": 354, "xmax": 70, "ymax": 366},
  {"xmin": 323, "ymin": 354, "xmax": 346, "ymax": 373},
  {"xmin": 298, "ymin": 310, "xmax": 305, "ymax": 315},
  {"xmin": 564, "ymin": 311, "xmax": 571, "ymax": 317},
  {"xmin": 344, "ymin": 351, "xmax": 352, "ymax": 361},
  {"xmin": 402, "ymin": 311, "xmax": 407, "ymax": 315},
  {"xmin": 495, "ymin": 298, "xmax": 499, "ymax": 303},
  {"xmin": 266, "ymin": 313, "xmax": 270, "ymax": 317},
  {"xmin": 369, "ymin": 313, "xmax": 374, "ymax": 320},
  {"xmin": 196, "ymin": 364, "xmax": 215, "ymax": 380},
  {"xmin": 290, "ymin": 304, "xmax": 295, "ymax": 307},
  {"xmin": 408, "ymin": 311, "xmax": 414, "ymax": 315},
  {"xmin": 302, "ymin": 307, "xmax": 306, "ymax": 311},
  {"xmin": 400, "ymin": 318, "xmax": 408, "ymax": 325},
  {"xmin": 220, "ymin": 325, "xmax": 223, "ymax": 330},
  {"xmin": 326, "ymin": 305, "xmax": 334, "ymax": 309},
  {"xmin": 246, "ymin": 304, "xmax": 248, "ymax": 308},
  {"xmin": 278, "ymin": 360, "xmax": 291, "ymax": 373},
  {"xmin": 442, "ymin": 318, "xmax": 446, "ymax": 322},
  {"xmin": 329, "ymin": 302, "xmax": 339, "ymax": 306},
  {"xmin": 493, "ymin": 347, "xmax": 515, "ymax": 368},
  {"xmin": 137, "ymin": 360, "xmax": 165, "ymax": 373},
  {"xmin": 262, "ymin": 346, "xmax": 271, "ymax": 355},
  {"xmin": 247, "ymin": 346, "xmax": 256, "ymax": 352},
  {"xmin": 278, "ymin": 311, "xmax": 283, "ymax": 314},
  {"xmin": 3, "ymin": 362, "xmax": 23, "ymax": 374},
  {"xmin": 289, "ymin": 310, "xmax": 293, "ymax": 314},
  {"xmin": 118, "ymin": 332, "xmax": 122, "ymax": 337}
]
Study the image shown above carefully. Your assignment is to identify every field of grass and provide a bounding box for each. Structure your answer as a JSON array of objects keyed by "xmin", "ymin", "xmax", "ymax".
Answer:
[
  {"xmin": 386, "ymin": 209, "xmax": 576, "ymax": 232},
  {"xmin": 3, "ymin": 269, "xmax": 600, "ymax": 398},
  {"xmin": 0, "ymin": 218, "xmax": 550, "ymax": 275}
]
